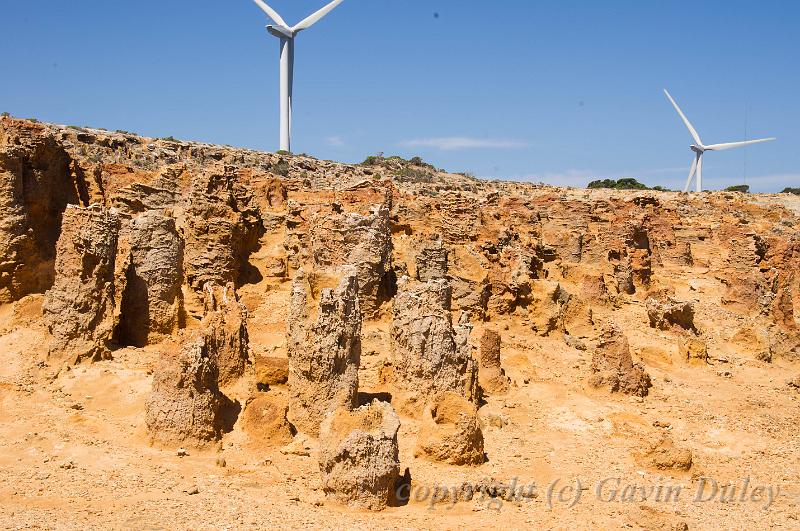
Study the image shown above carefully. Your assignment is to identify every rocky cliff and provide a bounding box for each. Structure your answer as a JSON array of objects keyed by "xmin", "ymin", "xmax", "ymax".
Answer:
[{"xmin": 1, "ymin": 116, "xmax": 799, "ymax": 527}]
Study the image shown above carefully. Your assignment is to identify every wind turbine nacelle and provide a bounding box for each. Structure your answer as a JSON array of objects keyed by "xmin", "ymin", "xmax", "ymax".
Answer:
[
  {"xmin": 690, "ymin": 144, "xmax": 705, "ymax": 154},
  {"xmin": 267, "ymin": 25, "xmax": 294, "ymax": 39}
]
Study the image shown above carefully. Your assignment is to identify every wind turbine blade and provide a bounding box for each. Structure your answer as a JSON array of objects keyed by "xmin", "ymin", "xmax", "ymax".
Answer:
[
  {"xmin": 704, "ymin": 138, "xmax": 776, "ymax": 151},
  {"xmin": 292, "ymin": 0, "xmax": 344, "ymax": 32},
  {"xmin": 664, "ymin": 89, "xmax": 703, "ymax": 146},
  {"xmin": 253, "ymin": 0, "xmax": 289, "ymax": 28},
  {"xmin": 683, "ymin": 156, "xmax": 698, "ymax": 193}
]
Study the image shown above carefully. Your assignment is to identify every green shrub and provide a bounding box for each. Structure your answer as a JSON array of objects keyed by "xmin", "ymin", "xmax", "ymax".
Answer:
[
  {"xmin": 725, "ymin": 185, "xmax": 750, "ymax": 193},
  {"xmin": 115, "ymin": 129, "xmax": 133, "ymax": 135},
  {"xmin": 276, "ymin": 149, "xmax": 291, "ymax": 156},
  {"xmin": 162, "ymin": 136, "xmax": 178, "ymax": 142},
  {"xmin": 395, "ymin": 166, "xmax": 433, "ymax": 183},
  {"xmin": 588, "ymin": 178, "xmax": 649, "ymax": 190},
  {"xmin": 1, "ymin": 112, "xmax": 10, "ymax": 118},
  {"xmin": 271, "ymin": 161, "xmax": 290, "ymax": 177},
  {"xmin": 362, "ymin": 153, "xmax": 385, "ymax": 166},
  {"xmin": 781, "ymin": 187, "xmax": 800, "ymax": 195}
]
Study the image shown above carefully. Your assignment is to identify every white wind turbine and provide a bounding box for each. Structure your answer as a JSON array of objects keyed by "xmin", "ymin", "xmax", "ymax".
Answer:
[
  {"xmin": 663, "ymin": 89, "xmax": 776, "ymax": 193},
  {"xmin": 252, "ymin": 0, "xmax": 345, "ymax": 153}
]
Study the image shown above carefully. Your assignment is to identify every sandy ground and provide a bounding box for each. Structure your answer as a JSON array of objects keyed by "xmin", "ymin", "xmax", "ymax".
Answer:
[{"xmin": 1, "ymin": 291, "xmax": 799, "ymax": 530}]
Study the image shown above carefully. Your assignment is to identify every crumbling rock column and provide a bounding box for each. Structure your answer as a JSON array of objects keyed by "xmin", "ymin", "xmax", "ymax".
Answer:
[
  {"xmin": 390, "ymin": 277, "xmax": 478, "ymax": 411},
  {"xmin": 43, "ymin": 205, "xmax": 120, "ymax": 363},
  {"xmin": 646, "ymin": 297, "xmax": 698, "ymax": 334},
  {"xmin": 114, "ymin": 210, "xmax": 184, "ymax": 347},
  {"xmin": 415, "ymin": 239, "xmax": 448, "ymax": 281},
  {"xmin": 414, "ymin": 392, "xmax": 485, "ymax": 466},
  {"xmin": 287, "ymin": 269, "xmax": 361, "ymax": 436},
  {"xmin": 307, "ymin": 204, "xmax": 394, "ymax": 317},
  {"xmin": 144, "ymin": 337, "xmax": 226, "ymax": 447},
  {"xmin": 201, "ymin": 282, "xmax": 250, "ymax": 385},
  {"xmin": 184, "ymin": 166, "xmax": 264, "ymax": 292},
  {"xmin": 318, "ymin": 400, "xmax": 401, "ymax": 511},
  {"xmin": 0, "ymin": 128, "xmax": 78, "ymax": 302},
  {"xmin": 589, "ymin": 324, "xmax": 652, "ymax": 397},
  {"xmin": 478, "ymin": 329, "xmax": 510, "ymax": 395}
]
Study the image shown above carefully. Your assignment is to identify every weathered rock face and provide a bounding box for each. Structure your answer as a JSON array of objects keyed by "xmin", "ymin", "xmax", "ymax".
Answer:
[
  {"xmin": 390, "ymin": 277, "xmax": 478, "ymax": 411},
  {"xmin": 529, "ymin": 281, "xmax": 572, "ymax": 336},
  {"xmin": 240, "ymin": 394, "xmax": 294, "ymax": 448},
  {"xmin": 0, "ymin": 124, "xmax": 78, "ymax": 302},
  {"xmin": 478, "ymin": 329, "xmax": 510, "ymax": 396},
  {"xmin": 200, "ymin": 283, "xmax": 250, "ymax": 385},
  {"xmin": 486, "ymin": 247, "xmax": 546, "ymax": 316},
  {"xmin": 304, "ymin": 204, "xmax": 394, "ymax": 317},
  {"xmin": 414, "ymin": 392, "xmax": 485, "ymax": 466},
  {"xmin": 318, "ymin": 400, "xmax": 401, "ymax": 511},
  {"xmin": 287, "ymin": 269, "xmax": 361, "ymax": 436},
  {"xmin": 144, "ymin": 337, "xmax": 226, "ymax": 447},
  {"xmin": 647, "ymin": 297, "xmax": 698, "ymax": 334},
  {"xmin": 184, "ymin": 166, "xmax": 264, "ymax": 292},
  {"xmin": 111, "ymin": 165, "xmax": 184, "ymax": 217},
  {"xmin": 589, "ymin": 324, "xmax": 652, "ymax": 397},
  {"xmin": 439, "ymin": 192, "xmax": 480, "ymax": 244},
  {"xmin": 114, "ymin": 211, "xmax": 184, "ymax": 347},
  {"xmin": 415, "ymin": 239, "xmax": 448, "ymax": 282},
  {"xmin": 43, "ymin": 206, "xmax": 120, "ymax": 363},
  {"xmin": 254, "ymin": 355, "xmax": 289, "ymax": 387}
]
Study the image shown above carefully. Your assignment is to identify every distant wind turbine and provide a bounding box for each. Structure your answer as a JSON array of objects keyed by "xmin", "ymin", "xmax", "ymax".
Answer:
[
  {"xmin": 663, "ymin": 89, "xmax": 776, "ymax": 193},
  {"xmin": 252, "ymin": 0, "xmax": 345, "ymax": 153}
]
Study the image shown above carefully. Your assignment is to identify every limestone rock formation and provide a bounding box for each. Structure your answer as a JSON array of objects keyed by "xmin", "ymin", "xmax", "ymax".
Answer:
[
  {"xmin": 318, "ymin": 400, "xmax": 401, "ymax": 511},
  {"xmin": 114, "ymin": 210, "xmax": 184, "ymax": 347},
  {"xmin": 414, "ymin": 392, "xmax": 485, "ymax": 466},
  {"xmin": 184, "ymin": 166, "xmax": 264, "ymax": 292},
  {"xmin": 589, "ymin": 324, "xmax": 652, "ymax": 397},
  {"xmin": 306, "ymin": 204, "xmax": 393, "ymax": 316},
  {"xmin": 646, "ymin": 297, "xmax": 698, "ymax": 334},
  {"xmin": 240, "ymin": 394, "xmax": 294, "ymax": 448},
  {"xmin": 200, "ymin": 283, "xmax": 250, "ymax": 385},
  {"xmin": 415, "ymin": 239, "xmax": 448, "ymax": 281},
  {"xmin": 287, "ymin": 269, "xmax": 361, "ymax": 436},
  {"xmin": 478, "ymin": 329, "xmax": 510, "ymax": 396},
  {"xmin": 0, "ymin": 123, "xmax": 78, "ymax": 303},
  {"xmin": 390, "ymin": 277, "xmax": 478, "ymax": 411},
  {"xmin": 255, "ymin": 355, "xmax": 289, "ymax": 387},
  {"xmin": 43, "ymin": 205, "xmax": 120, "ymax": 363},
  {"xmin": 111, "ymin": 165, "xmax": 183, "ymax": 217},
  {"xmin": 144, "ymin": 337, "xmax": 226, "ymax": 447},
  {"xmin": 529, "ymin": 281, "xmax": 572, "ymax": 336}
]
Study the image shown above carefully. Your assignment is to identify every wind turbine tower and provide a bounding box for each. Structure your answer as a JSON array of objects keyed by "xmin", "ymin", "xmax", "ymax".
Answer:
[
  {"xmin": 663, "ymin": 90, "xmax": 775, "ymax": 193},
  {"xmin": 252, "ymin": 0, "xmax": 345, "ymax": 153}
]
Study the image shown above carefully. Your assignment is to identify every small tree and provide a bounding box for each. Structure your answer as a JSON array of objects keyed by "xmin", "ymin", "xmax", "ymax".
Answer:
[
  {"xmin": 725, "ymin": 185, "xmax": 750, "ymax": 193},
  {"xmin": 587, "ymin": 179, "xmax": 617, "ymax": 189},
  {"xmin": 588, "ymin": 178, "xmax": 650, "ymax": 190},
  {"xmin": 781, "ymin": 187, "xmax": 800, "ymax": 195}
]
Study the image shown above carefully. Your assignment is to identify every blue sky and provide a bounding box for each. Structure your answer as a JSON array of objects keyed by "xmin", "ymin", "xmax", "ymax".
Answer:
[{"xmin": 1, "ymin": 1, "xmax": 798, "ymax": 191}]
